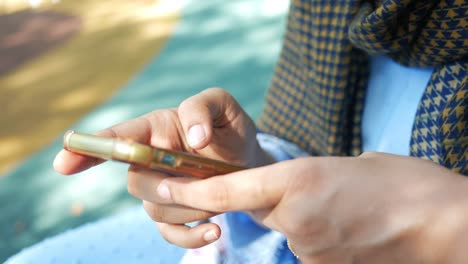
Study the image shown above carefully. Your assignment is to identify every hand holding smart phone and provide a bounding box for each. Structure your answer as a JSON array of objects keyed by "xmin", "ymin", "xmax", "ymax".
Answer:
[{"xmin": 63, "ymin": 130, "xmax": 246, "ymax": 178}]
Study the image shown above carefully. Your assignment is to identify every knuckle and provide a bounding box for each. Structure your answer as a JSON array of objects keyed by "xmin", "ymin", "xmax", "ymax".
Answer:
[
  {"xmin": 255, "ymin": 181, "xmax": 275, "ymax": 207},
  {"xmin": 178, "ymin": 98, "xmax": 196, "ymax": 113},
  {"xmin": 147, "ymin": 109, "xmax": 176, "ymax": 125},
  {"xmin": 279, "ymin": 214, "xmax": 318, "ymax": 240},
  {"xmin": 157, "ymin": 224, "xmax": 174, "ymax": 244},
  {"xmin": 293, "ymin": 158, "xmax": 324, "ymax": 186},
  {"xmin": 211, "ymin": 181, "xmax": 231, "ymax": 212},
  {"xmin": 204, "ymin": 87, "xmax": 236, "ymax": 105},
  {"xmin": 194, "ymin": 210, "xmax": 216, "ymax": 222},
  {"xmin": 359, "ymin": 151, "xmax": 378, "ymax": 158},
  {"xmin": 205, "ymin": 87, "xmax": 226, "ymax": 95},
  {"xmin": 97, "ymin": 127, "xmax": 118, "ymax": 138},
  {"xmin": 281, "ymin": 221, "xmax": 304, "ymax": 238},
  {"xmin": 152, "ymin": 206, "xmax": 166, "ymax": 222},
  {"xmin": 143, "ymin": 202, "xmax": 164, "ymax": 222},
  {"xmin": 156, "ymin": 109, "xmax": 178, "ymax": 124},
  {"xmin": 213, "ymin": 87, "xmax": 235, "ymax": 102}
]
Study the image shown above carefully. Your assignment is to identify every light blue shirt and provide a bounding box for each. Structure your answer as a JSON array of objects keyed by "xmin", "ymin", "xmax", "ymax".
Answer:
[{"xmin": 362, "ymin": 55, "xmax": 434, "ymax": 155}]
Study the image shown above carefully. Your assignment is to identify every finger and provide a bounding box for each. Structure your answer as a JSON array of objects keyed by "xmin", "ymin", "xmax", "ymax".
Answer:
[
  {"xmin": 157, "ymin": 222, "xmax": 221, "ymax": 249},
  {"xmin": 53, "ymin": 116, "xmax": 155, "ymax": 175},
  {"xmin": 53, "ymin": 149, "xmax": 101, "ymax": 175},
  {"xmin": 177, "ymin": 88, "xmax": 243, "ymax": 149},
  {"xmin": 156, "ymin": 162, "xmax": 289, "ymax": 212},
  {"xmin": 143, "ymin": 200, "xmax": 216, "ymax": 224},
  {"xmin": 130, "ymin": 167, "xmax": 217, "ymax": 223},
  {"xmin": 128, "ymin": 166, "xmax": 216, "ymax": 213},
  {"xmin": 127, "ymin": 166, "xmax": 171, "ymax": 203}
]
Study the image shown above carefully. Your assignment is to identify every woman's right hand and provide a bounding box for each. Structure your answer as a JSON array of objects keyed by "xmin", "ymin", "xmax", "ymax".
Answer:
[{"xmin": 54, "ymin": 88, "xmax": 274, "ymax": 248}]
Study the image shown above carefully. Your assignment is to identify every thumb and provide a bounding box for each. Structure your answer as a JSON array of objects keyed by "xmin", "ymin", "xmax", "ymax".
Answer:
[{"xmin": 177, "ymin": 88, "xmax": 243, "ymax": 149}]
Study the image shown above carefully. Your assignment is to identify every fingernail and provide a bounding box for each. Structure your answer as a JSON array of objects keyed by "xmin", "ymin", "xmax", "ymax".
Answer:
[
  {"xmin": 188, "ymin": 125, "xmax": 205, "ymax": 147},
  {"xmin": 157, "ymin": 183, "xmax": 172, "ymax": 202},
  {"xmin": 203, "ymin": 230, "xmax": 218, "ymax": 242},
  {"xmin": 53, "ymin": 151, "xmax": 65, "ymax": 170}
]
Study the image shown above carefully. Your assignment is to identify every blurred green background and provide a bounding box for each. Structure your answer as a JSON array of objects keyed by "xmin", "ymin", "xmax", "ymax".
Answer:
[{"xmin": 0, "ymin": 0, "xmax": 289, "ymax": 261}]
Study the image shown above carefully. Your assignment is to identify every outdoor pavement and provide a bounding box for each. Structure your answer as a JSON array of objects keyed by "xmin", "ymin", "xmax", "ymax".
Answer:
[{"xmin": 0, "ymin": 0, "xmax": 289, "ymax": 261}]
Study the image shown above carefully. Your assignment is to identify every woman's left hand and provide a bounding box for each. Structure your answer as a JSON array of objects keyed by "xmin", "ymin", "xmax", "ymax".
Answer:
[{"xmin": 153, "ymin": 152, "xmax": 468, "ymax": 264}]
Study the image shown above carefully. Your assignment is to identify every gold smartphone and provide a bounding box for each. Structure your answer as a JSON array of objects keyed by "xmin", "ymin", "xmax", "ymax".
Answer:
[{"xmin": 63, "ymin": 130, "xmax": 246, "ymax": 178}]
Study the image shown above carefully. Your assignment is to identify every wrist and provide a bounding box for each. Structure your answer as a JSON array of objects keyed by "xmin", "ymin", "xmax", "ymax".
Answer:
[
  {"xmin": 438, "ymin": 175, "xmax": 468, "ymax": 264},
  {"xmin": 362, "ymin": 170, "xmax": 468, "ymax": 264},
  {"xmin": 420, "ymin": 173, "xmax": 468, "ymax": 263}
]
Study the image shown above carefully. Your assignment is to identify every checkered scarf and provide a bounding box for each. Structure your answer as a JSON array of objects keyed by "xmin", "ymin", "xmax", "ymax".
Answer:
[{"xmin": 257, "ymin": 0, "xmax": 467, "ymax": 175}]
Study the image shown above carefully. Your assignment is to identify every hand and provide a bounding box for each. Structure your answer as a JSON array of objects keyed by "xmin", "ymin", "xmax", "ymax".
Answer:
[
  {"xmin": 54, "ymin": 88, "xmax": 274, "ymax": 248},
  {"xmin": 154, "ymin": 152, "xmax": 468, "ymax": 263}
]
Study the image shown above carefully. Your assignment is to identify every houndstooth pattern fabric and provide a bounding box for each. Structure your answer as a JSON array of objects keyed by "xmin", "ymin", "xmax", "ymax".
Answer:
[{"xmin": 257, "ymin": 0, "xmax": 467, "ymax": 175}]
